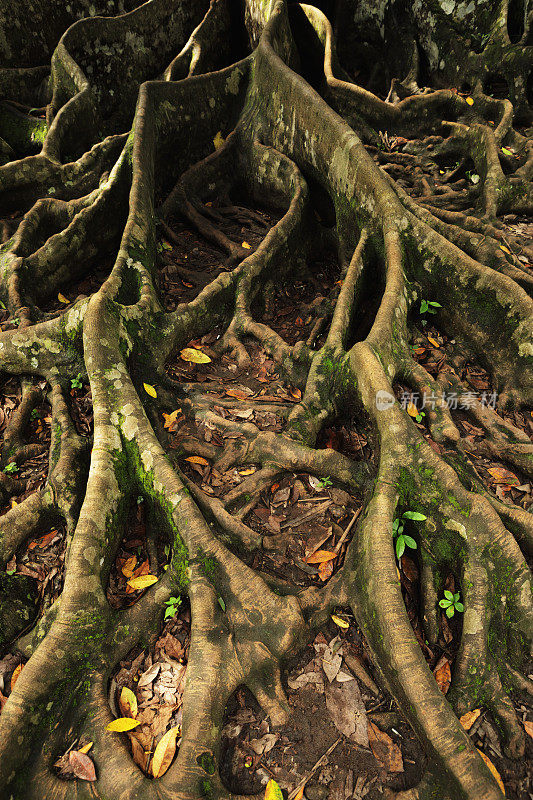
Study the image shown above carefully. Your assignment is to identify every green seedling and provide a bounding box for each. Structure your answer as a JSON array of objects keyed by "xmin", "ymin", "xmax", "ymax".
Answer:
[
  {"xmin": 3, "ymin": 462, "xmax": 18, "ymax": 474},
  {"xmin": 419, "ymin": 299, "xmax": 442, "ymax": 315},
  {"xmin": 70, "ymin": 373, "xmax": 83, "ymax": 389},
  {"xmin": 392, "ymin": 510, "xmax": 426, "ymax": 559},
  {"xmin": 439, "ymin": 590, "xmax": 464, "ymax": 618},
  {"xmin": 319, "ymin": 476, "xmax": 333, "ymax": 488},
  {"xmin": 164, "ymin": 595, "xmax": 182, "ymax": 620}
]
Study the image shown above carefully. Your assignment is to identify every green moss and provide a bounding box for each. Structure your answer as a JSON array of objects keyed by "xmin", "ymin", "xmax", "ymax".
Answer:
[{"xmin": 197, "ymin": 752, "xmax": 216, "ymax": 774}]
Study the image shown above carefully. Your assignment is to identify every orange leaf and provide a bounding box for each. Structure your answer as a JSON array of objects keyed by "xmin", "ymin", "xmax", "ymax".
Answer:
[
  {"xmin": 487, "ymin": 467, "xmax": 519, "ymax": 485},
  {"xmin": 460, "ymin": 708, "xmax": 481, "ymax": 730},
  {"xmin": 477, "ymin": 749, "xmax": 505, "ymax": 795},
  {"xmin": 433, "ymin": 657, "xmax": 451, "ymax": 694},
  {"xmin": 318, "ymin": 560, "xmax": 334, "ymax": 581},
  {"xmin": 163, "ymin": 409, "xmax": 181, "ymax": 430},
  {"xmin": 241, "ymin": 241, "xmax": 252, "ymax": 250},
  {"xmin": 524, "ymin": 720, "xmax": 533, "ymax": 739},
  {"xmin": 290, "ymin": 388, "xmax": 302, "ymax": 400},
  {"xmin": 407, "ymin": 402, "xmax": 419, "ymax": 417},
  {"xmin": 427, "ymin": 336, "xmax": 440, "ymax": 348},
  {"xmin": 225, "ymin": 388, "xmax": 253, "ymax": 400},
  {"xmin": 185, "ymin": 455, "xmax": 209, "ymax": 466},
  {"xmin": 121, "ymin": 556, "xmax": 137, "ymax": 578},
  {"xmin": 10, "ymin": 664, "xmax": 22, "ymax": 691},
  {"xmin": 306, "ymin": 550, "xmax": 337, "ymax": 565}
]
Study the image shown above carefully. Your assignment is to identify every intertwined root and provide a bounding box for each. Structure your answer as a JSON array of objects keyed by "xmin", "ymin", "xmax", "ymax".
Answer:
[{"xmin": 0, "ymin": 0, "xmax": 531, "ymax": 798}]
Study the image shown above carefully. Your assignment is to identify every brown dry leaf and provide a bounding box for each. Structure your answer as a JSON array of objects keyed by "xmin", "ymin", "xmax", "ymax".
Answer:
[
  {"xmin": 318, "ymin": 560, "xmax": 334, "ymax": 581},
  {"xmin": 306, "ymin": 549, "xmax": 337, "ymax": 565},
  {"xmin": 152, "ymin": 726, "xmax": 180, "ymax": 778},
  {"xmin": 476, "ymin": 749, "xmax": 505, "ymax": 794},
  {"xmin": 163, "ymin": 409, "xmax": 181, "ymax": 430},
  {"xmin": 69, "ymin": 750, "xmax": 96, "ymax": 781},
  {"xmin": 487, "ymin": 467, "xmax": 519, "ymax": 486},
  {"xmin": 119, "ymin": 686, "xmax": 138, "ymax": 718},
  {"xmin": 290, "ymin": 387, "xmax": 302, "ymax": 400},
  {"xmin": 27, "ymin": 530, "xmax": 58, "ymax": 550},
  {"xmin": 129, "ymin": 732, "xmax": 151, "ymax": 771},
  {"xmin": 184, "ymin": 456, "xmax": 209, "ymax": 466},
  {"xmin": 407, "ymin": 402, "xmax": 418, "ymax": 417},
  {"xmin": 58, "ymin": 292, "xmax": 70, "ymax": 304},
  {"xmin": 10, "ymin": 664, "xmax": 22, "ymax": 691},
  {"xmin": 459, "ymin": 709, "xmax": 481, "ymax": 730},
  {"xmin": 225, "ymin": 388, "xmax": 253, "ymax": 400},
  {"xmin": 367, "ymin": 721, "xmax": 403, "ymax": 773},
  {"xmin": 433, "ymin": 657, "xmax": 452, "ymax": 694},
  {"xmin": 325, "ymin": 677, "xmax": 368, "ymax": 746},
  {"xmin": 138, "ymin": 662, "xmax": 161, "ymax": 687},
  {"xmin": 523, "ymin": 720, "xmax": 533, "ymax": 739}
]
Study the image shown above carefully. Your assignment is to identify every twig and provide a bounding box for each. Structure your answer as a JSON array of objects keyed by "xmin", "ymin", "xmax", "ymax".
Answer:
[
  {"xmin": 287, "ymin": 736, "xmax": 342, "ymax": 800},
  {"xmin": 333, "ymin": 507, "xmax": 361, "ymax": 554}
]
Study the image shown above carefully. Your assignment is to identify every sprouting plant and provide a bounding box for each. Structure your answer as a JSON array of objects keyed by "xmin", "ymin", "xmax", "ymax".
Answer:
[
  {"xmin": 164, "ymin": 595, "xmax": 182, "ymax": 620},
  {"xmin": 439, "ymin": 590, "xmax": 464, "ymax": 618},
  {"xmin": 415, "ymin": 409, "xmax": 425, "ymax": 424},
  {"xmin": 12, "ymin": 317, "xmax": 20, "ymax": 327},
  {"xmin": 157, "ymin": 240, "xmax": 172, "ymax": 254},
  {"xmin": 392, "ymin": 510, "xmax": 426, "ymax": 559},
  {"xmin": 30, "ymin": 408, "xmax": 40, "ymax": 421},
  {"xmin": 319, "ymin": 476, "xmax": 333, "ymax": 488},
  {"xmin": 3, "ymin": 462, "xmax": 18, "ymax": 474},
  {"xmin": 70, "ymin": 373, "xmax": 83, "ymax": 389},
  {"xmin": 419, "ymin": 299, "xmax": 442, "ymax": 315}
]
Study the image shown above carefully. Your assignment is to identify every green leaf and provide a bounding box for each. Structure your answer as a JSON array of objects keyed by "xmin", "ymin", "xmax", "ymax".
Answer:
[
  {"xmin": 403, "ymin": 534, "xmax": 417, "ymax": 549},
  {"xmin": 439, "ymin": 598, "xmax": 452, "ymax": 608},
  {"xmin": 218, "ymin": 596, "xmax": 226, "ymax": 612},
  {"xmin": 420, "ymin": 300, "xmax": 429, "ymax": 314},
  {"xmin": 265, "ymin": 779, "xmax": 284, "ymax": 800},
  {"xmin": 395, "ymin": 535, "xmax": 405, "ymax": 559},
  {"xmin": 4, "ymin": 463, "xmax": 18, "ymax": 474},
  {"xmin": 455, "ymin": 602, "xmax": 464, "ymax": 613},
  {"xmin": 445, "ymin": 605, "xmax": 455, "ymax": 618},
  {"xmin": 453, "ymin": 592, "xmax": 460, "ymax": 601},
  {"xmin": 402, "ymin": 511, "xmax": 427, "ymax": 521},
  {"xmin": 392, "ymin": 519, "xmax": 400, "ymax": 531},
  {"xmin": 501, "ymin": 147, "xmax": 513, "ymax": 156},
  {"xmin": 6, "ymin": 569, "xmax": 15, "ymax": 575},
  {"xmin": 444, "ymin": 589, "xmax": 454, "ymax": 600}
]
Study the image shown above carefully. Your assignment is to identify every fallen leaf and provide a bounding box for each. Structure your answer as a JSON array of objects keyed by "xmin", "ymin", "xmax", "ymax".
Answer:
[
  {"xmin": 127, "ymin": 574, "xmax": 158, "ymax": 590},
  {"xmin": 465, "ymin": 97, "xmax": 474, "ymax": 105},
  {"xmin": 143, "ymin": 383, "xmax": 157, "ymax": 398},
  {"xmin": 322, "ymin": 647, "xmax": 342, "ymax": 682},
  {"xmin": 138, "ymin": 662, "xmax": 161, "ymax": 687},
  {"xmin": 433, "ymin": 656, "xmax": 452, "ymax": 694},
  {"xmin": 293, "ymin": 788, "xmax": 304, "ymax": 800},
  {"xmin": 180, "ymin": 348, "xmax": 211, "ymax": 364},
  {"xmin": 213, "ymin": 131, "xmax": 225, "ymax": 150},
  {"xmin": 239, "ymin": 467, "xmax": 256, "ymax": 476},
  {"xmin": 368, "ymin": 722, "xmax": 403, "ymax": 772},
  {"xmin": 427, "ymin": 336, "xmax": 440, "ymax": 348},
  {"xmin": 319, "ymin": 560, "xmax": 334, "ymax": 581},
  {"xmin": 325, "ymin": 677, "xmax": 369, "ymax": 746},
  {"xmin": 10, "ymin": 664, "xmax": 22, "ymax": 691},
  {"xmin": 58, "ymin": 292, "xmax": 70, "ymax": 304},
  {"xmin": 226, "ymin": 387, "xmax": 253, "ymax": 400},
  {"xmin": 460, "ymin": 708, "xmax": 481, "ymax": 730},
  {"xmin": 78, "ymin": 742, "xmax": 93, "ymax": 754},
  {"xmin": 407, "ymin": 402, "xmax": 418, "ymax": 417},
  {"xmin": 241, "ymin": 241, "xmax": 252, "ymax": 249},
  {"xmin": 121, "ymin": 556, "xmax": 137, "ymax": 578},
  {"xmin": 119, "ymin": 686, "xmax": 138, "ymax": 718},
  {"xmin": 487, "ymin": 467, "xmax": 519, "ymax": 485},
  {"xmin": 152, "ymin": 726, "xmax": 180, "ymax": 778},
  {"xmin": 499, "ymin": 245, "xmax": 511, "ymax": 255},
  {"xmin": 163, "ymin": 409, "xmax": 181, "ymax": 429},
  {"xmin": 331, "ymin": 614, "xmax": 349, "ymax": 629},
  {"xmin": 477, "ymin": 749, "xmax": 505, "ymax": 794},
  {"xmin": 265, "ymin": 779, "xmax": 284, "ymax": 800},
  {"xmin": 250, "ymin": 733, "xmax": 278, "ymax": 755},
  {"xmin": 106, "ymin": 717, "xmax": 141, "ymax": 732},
  {"xmin": 306, "ymin": 550, "xmax": 337, "ymax": 565},
  {"xmin": 524, "ymin": 720, "xmax": 533, "ymax": 739},
  {"xmin": 185, "ymin": 456, "xmax": 209, "ymax": 466},
  {"xmin": 69, "ymin": 750, "xmax": 96, "ymax": 781}
]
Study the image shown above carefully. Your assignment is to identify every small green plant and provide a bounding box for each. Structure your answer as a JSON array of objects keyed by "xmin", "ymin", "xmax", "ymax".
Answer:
[
  {"xmin": 318, "ymin": 476, "xmax": 333, "ymax": 488},
  {"xmin": 164, "ymin": 595, "xmax": 182, "ymax": 620},
  {"xmin": 70, "ymin": 373, "xmax": 83, "ymax": 389},
  {"xmin": 12, "ymin": 317, "xmax": 20, "ymax": 327},
  {"xmin": 419, "ymin": 299, "xmax": 442, "ymax": 315},
  {"xmin": 30, "ymin": 409, "xmax": 40, "ymax": 421},
  {"xmin": 157, "ymin": 240, "xmax": 172, "ymax": 253},
  {"xmin": 414, "ymin": 409, "xmax": 425, "ymax": 424},
  {"xmin": 3, "ymin": 462, "xmax": 18, "ymax": 474},
  {"xmin": 439, "ymin": 590, "xmax": 464, "ymax": 618},
  {"xmin": 392, "ymin": 510, "xmax": 426, "ymax": 559},
  {"xmin": 465, "ymin": 170, "xmax": 480, "ymax": 184}
]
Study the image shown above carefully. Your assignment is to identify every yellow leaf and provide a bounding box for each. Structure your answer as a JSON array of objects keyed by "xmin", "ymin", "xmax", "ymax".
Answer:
[
  {"xmin": 465, "ymin": 97, "xmax": 474, "ymax": 105},
  {"xmin": 331, "ymin": 614, "xmax": 349, "ymax": 629},
  {"xmin": 78, "ymin": 742, "xmax": 93, "ymax": 754},
  {"xmin": 185, "ymin": 455, "xmax": 209, "ymax": 466},
  {"xmin": 427, "ymin": 336, "xmax": 440, "ymax": 348},
  {"xmin": 477, "ymin": 749, "xmax": 505, "ymax": 795},
  {"xmin": 306, "ymin": 549, "xmax": 337, "ymax": 565},
  {"xmin": 127, "ymin": 574, "xmax": 158, "ymax": 590},
  {"xmin": 143, "ymin": 383, "xmax": 157, "ymax": 398},
  {"xmin": 238, "ymin": 467, "xmax": 256, "ymax": 476},
  {"xmin": 10, "ymin": 664, "xmax": 23, "ymax": 691},
  {"xmin": 487, "ymin": 467, "xmax": 519, "ymax": 485},
  {"xmin": 242, "ymin": 241, "xmax": 252, "ymax": 250},
  {"xmin": 106, "ymin": 717, "xmax": 141, "ymax": 732},
  {"xmin": 163, "ymin": 409, "xmax": 181, "ymax": 429},
  {"xmin": 265, "ymin": 779, "xmax": 284, "ymax": 800},
  {"xmin": 499, "ymin": 245, "xmax": 511, "ymax": 255},
  {"xmin": 58, "ymin": 292, "xmax": 70, "ymax": 304},
  {"xmin": 121, "ymin": 556, "xmax": 137, "ymax": 578},
  {"xmin": 152, "ymin": 726, "xmax": 180, "ymax": 778},
  {"xmin": 180, "ymin": 347, "xmax": 212, "ymax": 364},
  {"xmin": 460, "ymin": 708, "xmax": 481, "ymax": 730},
  {"xmin": 407, "ymin": 402, "xmax": 419, "ymax": 417},
  {"xmin": 10, "ymin": 499, "xmax": 18, "ymax": 508},
  {"xmin": 213, "ymin": 131, "xmax": 225, "ymax": 150},
  {"xmin": 119, "ymin": 686, "xmax": 138, "ymax": 719},
  {"xmin": 293, "ymin": 788, "xmax": 305, "ymax": 800}
]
